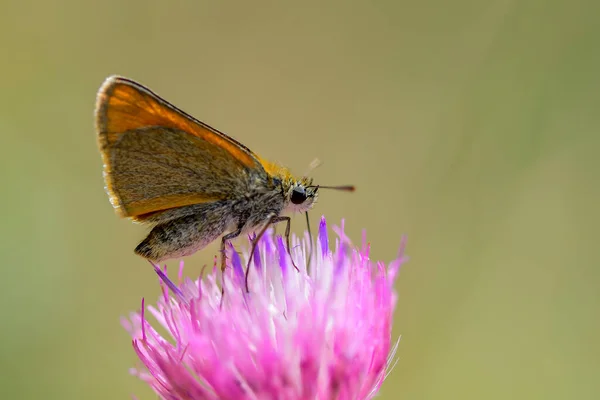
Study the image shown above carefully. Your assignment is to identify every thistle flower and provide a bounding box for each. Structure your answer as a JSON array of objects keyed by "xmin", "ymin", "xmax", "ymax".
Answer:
[{"xmin": 122, "ymin": 217, "xmax": 407, "ymax": 400}]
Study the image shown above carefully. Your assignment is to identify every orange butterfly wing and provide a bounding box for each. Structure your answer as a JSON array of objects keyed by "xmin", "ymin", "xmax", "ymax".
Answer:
[{"xmin": 95, "ymin": 76, "xmax": 264, "ymax": 220}]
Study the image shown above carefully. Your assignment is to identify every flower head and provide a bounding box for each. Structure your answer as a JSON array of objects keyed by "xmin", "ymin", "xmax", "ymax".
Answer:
[{"xmin": 122, "ymin": 217, "xmax": 407, "ymax": 400}]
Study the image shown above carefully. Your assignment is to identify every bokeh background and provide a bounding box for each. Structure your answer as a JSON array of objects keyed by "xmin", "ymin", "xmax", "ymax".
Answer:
[{"xmin": 1, "ymin": 1, "xmax": 598, "ymax": 399}]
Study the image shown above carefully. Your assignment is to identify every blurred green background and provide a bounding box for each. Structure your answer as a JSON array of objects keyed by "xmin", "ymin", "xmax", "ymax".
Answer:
[{"xmin": 1, "ymin": 0, "xmax": 598, "ymax": 398}]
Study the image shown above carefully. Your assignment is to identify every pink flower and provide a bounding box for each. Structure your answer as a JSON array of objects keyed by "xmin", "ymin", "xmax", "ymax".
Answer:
[{"xmin": 122, "ymin": 217, "xmax": 407, "ymax": 400}]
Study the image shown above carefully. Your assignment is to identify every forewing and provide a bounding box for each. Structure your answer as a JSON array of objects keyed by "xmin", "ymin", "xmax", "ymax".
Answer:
[{"xmin": 95, "ymin": 76, "xmax": 265, "ymax": 219}]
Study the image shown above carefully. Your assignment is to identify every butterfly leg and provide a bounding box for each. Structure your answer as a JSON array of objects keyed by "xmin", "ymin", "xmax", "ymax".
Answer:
[
  {"xmin": 304, "ymin": 211, "xmax": 314, "ymax": 274},
  {"xmin": 220, "ymin": 226, "xmax": 243, "ymax": 300},
  {"xmin": 245, "ymin": 215, "xmax": 299, "ymax": 293},
  {"xmin": 220, "ymin": 228, "xmax": 243, "ymax": 272},
  {"xmin": 279, "ymin": 216, "xmax": 300, "ymax": 272},
  {"xmin": 245, "ymin": 216, "xmax": 275, "ymax": 292}
]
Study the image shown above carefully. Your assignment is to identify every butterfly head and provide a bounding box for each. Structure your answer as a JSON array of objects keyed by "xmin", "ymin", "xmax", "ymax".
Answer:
[
  {"xmin": 264, "ymin": 160, "xmax": 355, "ymax": 215},
  {"xmin": 283, "ymin": 176, "xmax": 319, "ymax": 214}
]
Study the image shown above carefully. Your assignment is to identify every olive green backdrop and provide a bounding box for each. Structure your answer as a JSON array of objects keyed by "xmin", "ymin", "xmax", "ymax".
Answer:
[{"xmin": 1, "ymin": 1, "xmax": 598, "ymax": 399}]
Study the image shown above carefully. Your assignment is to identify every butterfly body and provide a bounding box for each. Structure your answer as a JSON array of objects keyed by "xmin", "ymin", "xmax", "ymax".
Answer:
[
  {"xmin": 133, "ymin": 173, "xmax": 306, "ymax": 262},
  {"xmin": 95, "ymin": 76, "xmax": 325, "ymax": 266}
]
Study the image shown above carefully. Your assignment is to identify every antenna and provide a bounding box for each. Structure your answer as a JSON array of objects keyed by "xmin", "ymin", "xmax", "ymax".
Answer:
[{"xmin": 307, "ymin": 185, "xmax": 356, "ymax": 192}]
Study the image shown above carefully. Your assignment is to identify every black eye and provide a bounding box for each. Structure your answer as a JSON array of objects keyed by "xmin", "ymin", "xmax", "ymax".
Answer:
[{"xmin": 290, "ymin": 187, "xmax": 308, "ymax": 205}]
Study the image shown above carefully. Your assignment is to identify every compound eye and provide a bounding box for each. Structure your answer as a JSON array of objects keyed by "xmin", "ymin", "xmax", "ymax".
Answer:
[{"xmin": 290, "ymin": 187, "xmax": 308, "ymax": 205}]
